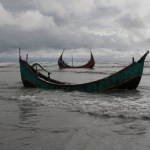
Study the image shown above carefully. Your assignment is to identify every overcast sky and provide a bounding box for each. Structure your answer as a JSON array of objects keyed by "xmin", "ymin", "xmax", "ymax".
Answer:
[{"xmin": 0, "ymin": 0, "xmax": 150, "ymax": 61}]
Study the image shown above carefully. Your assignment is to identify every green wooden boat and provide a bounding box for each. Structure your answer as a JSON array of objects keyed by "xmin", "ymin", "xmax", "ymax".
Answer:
[{"xmin": 19, "ymin": 50, "xmax": 149, "ymax": 92}]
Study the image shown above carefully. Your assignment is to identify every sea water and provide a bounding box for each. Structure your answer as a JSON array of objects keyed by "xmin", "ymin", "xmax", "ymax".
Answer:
[{"xmin": 0, "ymin": 60, "xmax": 150, "ymax": 150}]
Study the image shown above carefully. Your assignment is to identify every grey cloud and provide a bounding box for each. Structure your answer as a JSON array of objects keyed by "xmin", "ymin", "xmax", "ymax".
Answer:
[
  {"xmin": 117, "ymin": 13, "xmax": 145, "ymax": 29},
  {"xmin": 0, "ymin": 0, "xmax": 150, "ymax": 61},
  {"xmin": 0, "ymin": 0, "xmax": 34, "ymax": 13},
  {"xmin": 92, "ymin": 3, "xmax": 121, "ymax": 19},
  {"xmin": 0, "ymin": 24, "xmax": 130, "ymax": 53}
]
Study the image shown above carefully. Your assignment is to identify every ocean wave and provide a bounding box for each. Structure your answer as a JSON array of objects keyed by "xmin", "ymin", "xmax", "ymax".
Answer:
[
  {"xmin": 10, "ymin": 93, "xmax": 150, "ymax": 120},
  {"xmin": 0, "ymin": 62, "xmax": 19, "ymax": 68},
  {"xmin": 65, "ymin": 97, "xmax": 150, "ymax": 119}
]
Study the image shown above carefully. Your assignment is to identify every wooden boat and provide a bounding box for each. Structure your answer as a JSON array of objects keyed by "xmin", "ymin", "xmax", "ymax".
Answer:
[
  {"xmin": 58, "ymin": 50, "xmax": 95, "ymax": 68},
  {"xmin": 19, "ymin": 50, "xmax": 149, "ymax": 92}
]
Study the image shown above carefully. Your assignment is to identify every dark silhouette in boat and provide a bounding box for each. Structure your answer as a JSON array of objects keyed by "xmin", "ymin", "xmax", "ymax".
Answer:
[
  {"xmin": 19, "ymin": 49, "xmax": 149, "ymax": 92},
  {"xmin": 58, "ymin": 49, "xmax": 95, "ymax": 68}
]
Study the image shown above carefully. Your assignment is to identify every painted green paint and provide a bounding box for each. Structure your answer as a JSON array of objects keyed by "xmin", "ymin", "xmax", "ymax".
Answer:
[
  {"xmin": 20, "ymin": 50, "xmax": 150, "ymax": 92},
  {"xmin": 20, "ymin": 58, "xmax": 145, "ymax": 92}
]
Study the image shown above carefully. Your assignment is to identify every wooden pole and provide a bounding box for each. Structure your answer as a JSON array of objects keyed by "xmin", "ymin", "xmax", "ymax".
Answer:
[{"xmin": 26, "ymin": 54, "xmax": 28, "ymax": 62}]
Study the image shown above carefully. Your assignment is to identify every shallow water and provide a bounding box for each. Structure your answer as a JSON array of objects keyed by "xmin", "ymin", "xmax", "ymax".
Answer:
[{"xmin": 1, "ymin": 60, "xmax": 150, "ymax": 150}]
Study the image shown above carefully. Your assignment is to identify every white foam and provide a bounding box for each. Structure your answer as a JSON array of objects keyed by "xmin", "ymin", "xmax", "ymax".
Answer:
[
  {"xmin": 14, "ymin": 93, "xmax": 150, "ymax": 119},
  {"xmin": 19, "ymin": 95, "xmax": 38, "ymax": 102},
  {"xmin": 0, "ymin": 62, "xmax": 18, "ymax": 67}
]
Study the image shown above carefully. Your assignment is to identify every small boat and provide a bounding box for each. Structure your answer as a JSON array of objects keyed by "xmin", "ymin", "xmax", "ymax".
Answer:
[
  {"xmin": 19, "ymin": 49, "xmax": 149, "ymax": 92},
  {"xmin": 58, "ymin": 50, "xmax": 95, "ymax": 68}
]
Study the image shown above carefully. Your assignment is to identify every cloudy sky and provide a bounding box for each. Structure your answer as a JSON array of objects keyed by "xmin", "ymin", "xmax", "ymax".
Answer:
[{"xmin": 0, "ymin": 0, "xmax": 150, "ymax": 61}]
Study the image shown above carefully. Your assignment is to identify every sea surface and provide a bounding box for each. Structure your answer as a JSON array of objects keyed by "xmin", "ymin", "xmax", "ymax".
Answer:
[{"xmin": 1, "ymin": 59, "xmax": 150, "ymax": 150}]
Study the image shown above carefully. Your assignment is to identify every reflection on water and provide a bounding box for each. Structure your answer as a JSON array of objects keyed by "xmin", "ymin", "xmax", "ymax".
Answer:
[{"xmin": 18, "ymin": 101, "xmax": 38, "ymax": 124}]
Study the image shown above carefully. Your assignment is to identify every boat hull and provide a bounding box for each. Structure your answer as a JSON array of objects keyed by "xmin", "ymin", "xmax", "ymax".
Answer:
[
  {"xmin": 20, "ymin": 51, "xmax": 149, "ymax": 92},
  {"xmin": 58, "ymin": 51, "xmax": 95, "ymax": 69}
]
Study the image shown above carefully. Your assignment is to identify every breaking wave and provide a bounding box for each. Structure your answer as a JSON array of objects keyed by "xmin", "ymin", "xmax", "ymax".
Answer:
[{"xmin": 6, "ymin": 91, "xmax": 150, "ymax": 120}]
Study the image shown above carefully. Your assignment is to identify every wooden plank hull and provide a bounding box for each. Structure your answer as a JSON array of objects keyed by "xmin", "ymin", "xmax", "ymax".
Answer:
[
  {"xmin": 20, "ymin": 51, "xmax": 149, "ymax": 92},
  {"xmin": 58, "ymin": 51, "xmax": 95, "ymax": 68}
]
